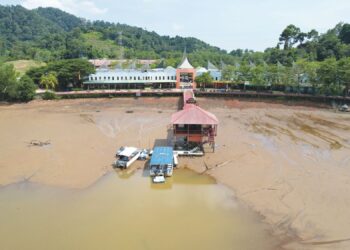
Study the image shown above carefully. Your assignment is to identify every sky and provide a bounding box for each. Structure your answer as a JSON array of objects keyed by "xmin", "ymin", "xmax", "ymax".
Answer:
[{"xmin": 2, "ymin": 0, "xmax": 350, "ymax": 52}]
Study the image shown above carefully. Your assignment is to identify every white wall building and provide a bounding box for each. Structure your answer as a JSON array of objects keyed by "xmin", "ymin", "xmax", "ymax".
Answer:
[{"xmin": 83, "ymin": 59, "xmax": 222, "ymax": 89}]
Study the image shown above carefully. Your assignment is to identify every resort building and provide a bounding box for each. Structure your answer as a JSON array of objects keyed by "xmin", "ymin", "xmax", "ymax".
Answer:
[{"xmin": 83, "ymin": 57, "xmax": 222, "ymax": 90}]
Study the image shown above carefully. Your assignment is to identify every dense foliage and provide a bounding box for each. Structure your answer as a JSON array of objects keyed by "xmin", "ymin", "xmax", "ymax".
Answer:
[
  {"xmin": 0, "ymin": 5, "xmax": 223, "ymax": 64},
  {"xmin": 1, "ymin": 4, "xmax": 350, "ymax": 66},
  {"xmin": 195, "ymin": 72, "xmax": 213, "ymax": 88},
  {"xmin": 0, "ymin": 5, "xmax": 350, "ymax": 96},
  {"xmin": 26, "ymin": 59, "xmax": 95, "ymax": 90},
  {"xmin": 42, "ymin": 91, "xmax": 58, "ymax": 100},
  {"xmin": 0, "ymin": 63, "xmax": 36, "ymax": 101},
  {"xmin": 221, "ymin": 58, "xmax": 350, "ymax": 95}
]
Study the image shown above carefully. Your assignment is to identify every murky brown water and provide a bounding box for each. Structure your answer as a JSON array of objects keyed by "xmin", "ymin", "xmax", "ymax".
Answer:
[{"xmin": 0, "ymin": 169, "xmax": 280, "ymax": 250}]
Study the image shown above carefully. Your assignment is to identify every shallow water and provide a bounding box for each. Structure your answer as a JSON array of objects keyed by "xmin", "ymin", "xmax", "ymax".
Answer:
[{"xmin": 0, "ymin": 168, "xmax": 280, "ymax": 250}]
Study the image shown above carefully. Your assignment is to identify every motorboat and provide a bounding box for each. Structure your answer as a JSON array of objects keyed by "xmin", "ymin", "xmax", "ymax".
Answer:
[
  {"xmin": 115, "ymin": 147, "xmax": 141, "ymax": 169},
  {"xmin": 152, "ymin": 175, "xmax": 165, "ymax": 183}
]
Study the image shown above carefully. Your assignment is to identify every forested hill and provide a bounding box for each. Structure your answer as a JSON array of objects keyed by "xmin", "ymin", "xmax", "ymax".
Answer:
[
  {"xmin": 0, "ymin": 5, "xmax": 224, "ymax": 65},
  {"xmin": 1, "ymin": 4, "xmax": 350, "ymax": 68},
  {"xmin": 34, "ymin": 7, "xmax": 85, "ymax": 31}
]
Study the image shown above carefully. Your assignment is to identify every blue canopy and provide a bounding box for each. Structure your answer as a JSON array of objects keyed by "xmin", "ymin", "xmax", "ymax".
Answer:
[{"xmin": 150, "ymin": 147, "xmax": 173, "ymax": 166}]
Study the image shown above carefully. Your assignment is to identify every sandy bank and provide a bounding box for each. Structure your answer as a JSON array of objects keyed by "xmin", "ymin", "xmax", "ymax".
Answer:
[{"xmin": 0, "ymin": 97, "xmax": 350, "ymax": 249}]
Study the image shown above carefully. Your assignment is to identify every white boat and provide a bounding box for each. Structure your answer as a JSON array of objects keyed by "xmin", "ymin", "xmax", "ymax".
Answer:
[
  {"xmin": 339, "ymin": 104, "xmax": 349, "ymax": 112},
  {"xmin": 153, "ymin": 175, "xmax": 165, "ymax": 183},
  {"xmin": 115, "ymin": 146, "xmax": 125, "ymax": 157},
  {"xmin": 174, "ymin": 146, "xmax": 204, "ymax": 156},
  {"xmin": 138, "ymin": 149, "xmax": 150, "ymax": 160},
  {"xmin": 115, "ymin": 147, "xmax": 141, "ymax": 169},
  {"xmin": 173, "ymin": 152, "xmax": 178, "ymax": 166}
]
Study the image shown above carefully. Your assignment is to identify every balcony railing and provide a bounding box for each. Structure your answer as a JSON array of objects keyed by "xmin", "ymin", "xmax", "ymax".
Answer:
[{"xmin": 174, "ymin": 129, "xmax": 203, "ymax": 135}]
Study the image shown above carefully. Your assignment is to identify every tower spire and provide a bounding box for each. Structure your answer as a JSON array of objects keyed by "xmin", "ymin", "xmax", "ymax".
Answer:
[{"xmin": 182, "ymin": 47, "xmax": 187, "ymax": 60}]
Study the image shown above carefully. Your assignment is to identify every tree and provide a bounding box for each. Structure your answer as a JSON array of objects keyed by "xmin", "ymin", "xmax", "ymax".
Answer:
[
  {"xmin": 27, "ymin": 59, "xmax": 95, "ymax": 90},
  {"xmin": 317, "ymin": 58, "xmax": 342, "ymax": 95},
  {"xmin": 316, "ymin": 33, "xmax": 343, "ymax": 60},
  {"xmin": 307, "ymin": 29, "xmax": 319, "ymax": 40},
  {"xmin": 195, "ymin": 72, "xmax": 213, "ymax": 89},
  {"xmin": 40, "ymin": 72, "xmax": 58, "ymax": 90},
  {"xmin": 279, "ymin": 25, "xmax": 301, "ymax": 50},
  {"xmin": 47, "ymin": 59, "xmax": 95, "ymax": 89},
  {"xmin": 0, "ymin": 63, "xmax": 18, "ymax": 101},
  {"xmin": 337, "ymin": 57, "xmax": 350, "ymax": 96},
  {"xmin": 251, "ymin": 65, "xmax": 268, "ymax": 89},
  {"xmin": 26, "ymin": 66, "xmax": 47, "ymax": 85},
  {"xmin": 16, "ymin": 75, "xmax": 36, "ymax": 101},
  {"xmin": 0, "ymin": 63, "xmax": 36, "ymax": 101},
  {"xmin": 222, "ymin": 65, "xmax": 236, "ymax": 81},
  {"xmin": 295, "ymin": 60, "xmax": 320, "ymax": 93},
  {"xmin": 339, "ymin": 23, "xmax": 350, "ymax": 44}
]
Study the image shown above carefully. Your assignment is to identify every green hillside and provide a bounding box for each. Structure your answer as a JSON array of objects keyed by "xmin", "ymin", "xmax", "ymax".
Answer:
[
  {"xmin": 0, "ymin": 4, "xmax": 350, "ymax": 100},
  {"xmin": 0, "ymin": 5, "xmax": 226, "ymax": 66},
  {"xmin": 1, "ymin": 4, "xmax": 350, "ymax": 68}
]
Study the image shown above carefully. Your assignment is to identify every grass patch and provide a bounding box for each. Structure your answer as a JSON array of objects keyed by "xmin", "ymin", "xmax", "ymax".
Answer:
[
  {"xmin": 82, "ymin": 31, "xmax": 121, "ymax": 58},
  {"xmin": 6, "ymin": 60, "xmax": 46, "ymax": 76}
]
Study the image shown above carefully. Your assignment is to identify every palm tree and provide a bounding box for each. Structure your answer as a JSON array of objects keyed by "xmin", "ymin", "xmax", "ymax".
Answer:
[{"xmin": 40, "ymin": 73, "xmax": 58, "ymax": 90}]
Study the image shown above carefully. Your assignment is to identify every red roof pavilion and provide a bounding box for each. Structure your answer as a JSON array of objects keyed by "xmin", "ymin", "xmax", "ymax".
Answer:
[
  {"xmin": 171, "ymin": 89, "xmax": 218, "ymax": 151},
  {"xmin": 171, "ymin": 105, "xmax": 219, "ymax": 125}
]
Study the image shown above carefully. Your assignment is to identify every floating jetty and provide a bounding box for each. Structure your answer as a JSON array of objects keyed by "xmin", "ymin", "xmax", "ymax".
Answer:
[
  {"xmin": 115, "ymin": 90, "xmax": 219, "ymax": 184},
  {"xmin": 149, "ymin": 147, "xmax": 176, "ymax": 183}
]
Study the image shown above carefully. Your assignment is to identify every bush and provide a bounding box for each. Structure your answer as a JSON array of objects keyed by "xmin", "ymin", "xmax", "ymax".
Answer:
[
  {"xmin": 15, "ymin": 75, "xmax": 36, "ymax": 102},
  {"xmin": 0, "ymin": 64, "xmax": 36, "ymax": 102},
  {"xmin": 0, "ymin": 63, "xmax": 17, "ymax": 101},
  {"xmin": 42, "ymin": 91, "xmax": 58, "ymax": 100}
]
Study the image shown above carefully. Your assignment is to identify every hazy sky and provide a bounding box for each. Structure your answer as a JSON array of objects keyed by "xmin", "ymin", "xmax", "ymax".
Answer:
[{"xmin": 3, "ymin": 0, "xmax": 350, "ymax": 51}]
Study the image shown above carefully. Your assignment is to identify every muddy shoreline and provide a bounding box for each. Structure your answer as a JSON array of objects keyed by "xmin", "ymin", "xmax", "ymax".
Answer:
[{"xmin": 1, "ymin": 97, "xmax": 350, "ymax": 249}]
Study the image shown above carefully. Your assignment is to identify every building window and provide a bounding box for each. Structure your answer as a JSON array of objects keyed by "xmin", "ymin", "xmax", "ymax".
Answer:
[
  {"xmin": 112, "ymin": 77, "xmax": 114, "ymax": 80},
  {"xmin": 95, "ymin": 77, "xmax": 97, "ymax": 81},
  {"xmin": 163, "ymin": 76, "xmax": 165, "ymax": 80},
  {"xmin": 108, "ymin": 77, "xmax": 110, "ymax": 80},
  {"xmin": 99, "ymin": 77, "xmax": 101, "ymax": 80},
  {"xmin": 155, "ymin": 76, "xmax": 157, "ymax": 80},
  {"xmin": 134, "ymin": 77, "xmax": 136, "ymax": 80},
  {"xmin": 138, "ymin": 76, "xmax": 141, "ymax": 80},
  {"xmin": 167, "ymin": 76, "xmax": 170, "ymax": 80},
  {"xmin": 130, "ymin": 76, "xmax": 132, "ymax": 80},
  {"xmin": 117, "ymin": 77, "xmax": 119, "ymax": 80},
  {"xmin": 104, "ymin": 77, "xmax": 106, "ymax": 80}
]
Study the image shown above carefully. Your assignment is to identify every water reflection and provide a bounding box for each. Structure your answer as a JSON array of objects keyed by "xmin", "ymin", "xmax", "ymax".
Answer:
[
  {"xmin": 114, "ymin": 161, "xmax": 216, "ymax": 190},
  {"xmin": 0, "ymin": 168, "xmax": 281, "ymax": 250}
]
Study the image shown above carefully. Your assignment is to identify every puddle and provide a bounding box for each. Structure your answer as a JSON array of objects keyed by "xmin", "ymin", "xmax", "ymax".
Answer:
[{"xmin": 0, "ymin": 169, "xmax": 282, "ymax": 250}]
